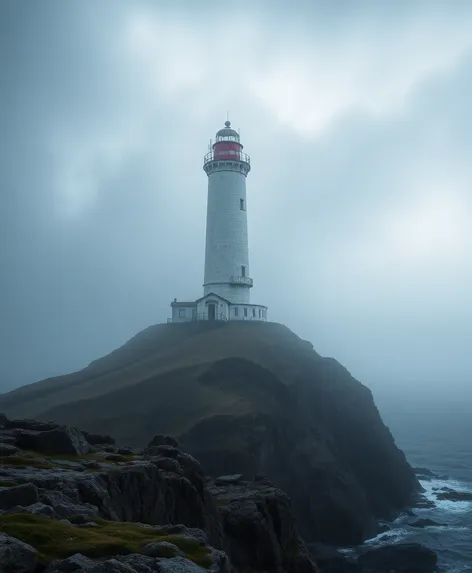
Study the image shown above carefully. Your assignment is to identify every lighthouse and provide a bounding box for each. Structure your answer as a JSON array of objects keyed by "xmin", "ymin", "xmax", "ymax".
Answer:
[
  {"xmin": 203, "ymin": 121, "xmax": 252, "ymax": 303},
  {"xmin": 169, "ymin": 121, "xmax": 267, "ymax": 323}
]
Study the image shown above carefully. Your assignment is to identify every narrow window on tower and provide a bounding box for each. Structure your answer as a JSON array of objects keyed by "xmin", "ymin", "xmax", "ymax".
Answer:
[
  {"xmin": 240, "ymin": 198, "xmax": 245, "ymax": 210},
  {"xmin": 241, "ymin": 265, "xmax": 246, "ymax": 277}
]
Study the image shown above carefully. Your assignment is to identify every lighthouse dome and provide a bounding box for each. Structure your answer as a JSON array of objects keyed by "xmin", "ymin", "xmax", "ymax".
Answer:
[{"xmin": 215, "ymin": 121, "xmax": 240, "ymax": 142}]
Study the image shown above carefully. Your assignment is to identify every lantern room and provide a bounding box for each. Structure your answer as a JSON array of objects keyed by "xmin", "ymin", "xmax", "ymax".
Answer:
[
  {"xmin": 214, "ymin": 120, "xmax": 242, "ymax": 160},
  {"xmin": 204, "ymin": 121, "xmax": 251, "ymax": 166}
]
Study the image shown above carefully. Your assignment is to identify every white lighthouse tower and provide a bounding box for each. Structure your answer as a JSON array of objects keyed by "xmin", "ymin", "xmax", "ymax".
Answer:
[
  {"xmin": 203, "ymin": 121, "xmax": 252, "ymax": 303},
  {"xmin": 170, "ymin": 121, "xmax": 267, "ymax": 323}
]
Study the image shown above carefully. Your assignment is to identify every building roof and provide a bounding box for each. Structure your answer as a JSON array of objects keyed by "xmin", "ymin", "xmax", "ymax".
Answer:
[
  {"xmin": 195, "ymin": 292, "xmax": 232, "ymax": 304},
  {"xmin": 170, "ymin": 301, "xmax": 197, "ymax": 307}
]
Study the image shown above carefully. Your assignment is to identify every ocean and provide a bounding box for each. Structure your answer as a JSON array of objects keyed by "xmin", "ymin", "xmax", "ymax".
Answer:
[{"xmin": 349, "ymin": 398, "xmax": 472, "ymax": 572}]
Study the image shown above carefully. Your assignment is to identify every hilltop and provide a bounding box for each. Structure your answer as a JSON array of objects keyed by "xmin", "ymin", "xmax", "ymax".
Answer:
[{"xmin": 0, "ymin": 321, "xmax": 420, "ymax": 546}]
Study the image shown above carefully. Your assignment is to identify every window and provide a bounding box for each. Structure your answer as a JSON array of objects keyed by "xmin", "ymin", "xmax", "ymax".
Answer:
[
  {"xmin": 240, "ymin": 198, "xmax": 245, "ymax": 210},
  {"xmin": 244, "ymin": 307, "xmax": 248, "ymax": 317},
  {"xmin": 241, "ymin": 265, "xmax": 246, "ymax": 277},
  {"xmin": 234, "ymin": 307, "xmax": 239, "ymax": 317},
  {"xmin": 259, "ymin": 309, "xmax": 261, "ymax": 318},
  {"xmin": 252, "ymin": 308, "xmax": 256, "ymax": 317},
  {"xmin": 179, "ymin": 308, "xmax": 186, "ymax": 318}
]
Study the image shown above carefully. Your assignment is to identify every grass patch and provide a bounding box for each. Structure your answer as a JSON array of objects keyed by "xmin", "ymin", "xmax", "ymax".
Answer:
[
  {"xmin": 38, "ymin": 451, "xmax": 142, "ymax": 463},
  {"xmin": 1, "ymin": 450, "xmax": 142, "ymax": 470},
  {"xmin": 0, "ymin": 514, "xmax": 211, "ymax": 567},
  {"xmin": 0, "ymin": 480, "xmax": 19, "ymax": 487},
  {"xmin": 1, "ymin": 456, "xmax": 55, "ymax": 469}
]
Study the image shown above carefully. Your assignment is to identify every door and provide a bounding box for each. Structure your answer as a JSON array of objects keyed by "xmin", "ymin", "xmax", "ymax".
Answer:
[{"xmin": 208, "ymin": 304, "xmax": 216, "ymax": 321}]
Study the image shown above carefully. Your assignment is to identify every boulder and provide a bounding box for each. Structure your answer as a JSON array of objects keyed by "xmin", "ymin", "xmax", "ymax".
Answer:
[
  {"xmin": 357, "ymin": 543, "xmax": 437, "ymax": 572},
  {"xmin": 6, "ymin": 502, "xmax": 56, "ymax": 518},
  {"xmin": 38, "ymin": 489, "xmax": 99, "ymax": 520},
  {"xmin": 0, "ymin": 484, "xmax": 39, "ymax": 510},
  {"xmin": 54, "ymin": 503, "xmax": 99, "ymax": 520},
  {"xmin": 435, "ymin": 489, "xmax": 472, "ymax": 502},
  {"xmin": 45, "ymin": 553, "xmax": 97, "ymax": 572},
  {"xmin": 147, "ymin": 434, "xmax": 179, "ymax": 448},
  {"xmin": 16, "ymin": 426, "xmax": 90, "ymax": 456},
  {"xmin": 0, "ymin": 533, "xmax": 38, "ymax": 573},
  {"xmin": 140, "ymin": 541, "xmax": 181, "ymax": 557}
]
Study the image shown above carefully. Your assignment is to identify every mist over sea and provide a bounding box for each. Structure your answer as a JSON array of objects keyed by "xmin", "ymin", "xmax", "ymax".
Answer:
[{"xmin": 367, "ymin": 393, "xmax": 472, "ymax": 572}]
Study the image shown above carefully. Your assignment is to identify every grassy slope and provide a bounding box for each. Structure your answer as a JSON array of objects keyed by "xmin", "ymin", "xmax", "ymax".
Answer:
[{"xmin": 0, "ymin": 321, "xmax": 319, "ymax": 423}]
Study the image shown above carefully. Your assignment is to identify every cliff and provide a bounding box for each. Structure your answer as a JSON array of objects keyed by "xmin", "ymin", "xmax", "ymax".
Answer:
[
  {"xmin": 0, "ymin": 415, "xmax": 318, "ymax": 573},
  {"xmin": 0, "ymin": 321, "xmax": 421, "ymax": 545},
  {"xmin": 0, "ymin": 415, "xmax": 438, "ymax": 573}
]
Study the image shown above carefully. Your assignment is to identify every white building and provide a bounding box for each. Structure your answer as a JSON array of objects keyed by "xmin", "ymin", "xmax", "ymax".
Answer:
[{"xmin": 169, "ymin": 121, "xmax": 268, "ymax": 323}]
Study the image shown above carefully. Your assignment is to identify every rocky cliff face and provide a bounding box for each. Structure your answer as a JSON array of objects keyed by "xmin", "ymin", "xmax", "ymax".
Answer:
[
  {"xmin": 0, "ymin": 322, "xmax": 421, "ymax": 546},
  {"xmin": 0, "ymin": 415, "xmax": 319, "ymax": 573},
  {"xmin": 177, "ymin": 357, "xmax": 419, "ymax": 546}
]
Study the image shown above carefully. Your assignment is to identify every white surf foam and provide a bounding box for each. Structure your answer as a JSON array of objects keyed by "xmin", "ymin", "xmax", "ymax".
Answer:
[{"xmin": 420, "ymin": 478, "xmax": 472, "ymax": 515}]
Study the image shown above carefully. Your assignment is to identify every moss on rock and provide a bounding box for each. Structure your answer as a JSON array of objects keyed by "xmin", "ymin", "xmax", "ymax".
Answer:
[{"xmin": 0, "ymin": 514, "xmax": 211, "ymax": 567}]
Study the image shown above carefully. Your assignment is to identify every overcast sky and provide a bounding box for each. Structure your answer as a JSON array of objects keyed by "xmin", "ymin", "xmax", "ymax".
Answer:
[{"xmin": 1, "ymin": 0, "xmax": 471, "ymax": 403}]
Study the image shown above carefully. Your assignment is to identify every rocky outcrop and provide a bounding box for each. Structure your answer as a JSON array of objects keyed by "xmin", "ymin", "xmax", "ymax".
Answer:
[
  {"xmin": 209, "ymin": 475, "xmax": 318, "ymax": 573},
  {"xmin": 16, "ymin": 426, "xmax": 91, "ymax": 456},
  {"xmin": 0, "ymin": 533, "xmax": 38, "ymax": 573},
  {"xmin": 0, "ymin": 483, "xmax": 39, "ymax": 510},
  {"xmin": 0, "ymin": 414, "xmax": 316, "ymax": 573},
  {"xmin": 434, "ymin": 488, "xmax": 472, "ymax": 502},
  {"xmin": 0, "ymin": 418, "xmax": 224, "ymax": 551}
]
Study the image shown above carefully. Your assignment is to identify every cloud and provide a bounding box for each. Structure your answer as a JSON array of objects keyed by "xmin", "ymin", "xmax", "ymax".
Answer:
[{"xmin": 1, "ymin": 0, "xmax": 472, "ymax": 399}]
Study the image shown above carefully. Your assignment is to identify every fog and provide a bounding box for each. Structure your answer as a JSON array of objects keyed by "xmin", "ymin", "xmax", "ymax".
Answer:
[{"xmin": 1, "ymin": 0, "xmax": 471, "ymax": 406}]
